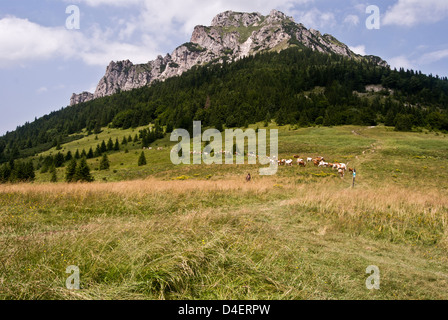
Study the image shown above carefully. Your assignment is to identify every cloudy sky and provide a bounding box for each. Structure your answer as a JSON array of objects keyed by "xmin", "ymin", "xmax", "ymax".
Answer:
[{"xmin": 1, "ymin": 0, "xmax": 447, "ymax": 135}]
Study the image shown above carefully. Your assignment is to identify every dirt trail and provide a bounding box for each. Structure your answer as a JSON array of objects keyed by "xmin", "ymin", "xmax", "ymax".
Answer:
[{"xmin": 352, "ymin": 127, "xmax": 382, "ymax": 166}]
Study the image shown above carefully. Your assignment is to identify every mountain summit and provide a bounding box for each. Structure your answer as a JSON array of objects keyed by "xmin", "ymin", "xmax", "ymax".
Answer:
[{"xmin": 70, "ymin": 9, "xmax": 388, "ymax": 106}]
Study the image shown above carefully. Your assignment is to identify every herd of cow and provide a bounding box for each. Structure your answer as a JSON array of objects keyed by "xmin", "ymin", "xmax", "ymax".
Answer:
[{"xmin": 278, "ymin": 156, "xmax": 354, "ymax": 178}]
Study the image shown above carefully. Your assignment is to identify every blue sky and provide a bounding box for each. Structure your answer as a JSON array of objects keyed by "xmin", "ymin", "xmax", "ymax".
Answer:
[{"xmin": 1, "ymin": 0, "xmax": 447, "ymax": 135}]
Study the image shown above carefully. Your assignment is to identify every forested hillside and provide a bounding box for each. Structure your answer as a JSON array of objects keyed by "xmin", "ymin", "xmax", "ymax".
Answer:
[{"xmin": 1, "ymin": 47, "xmax": 447, "ymax": 164}]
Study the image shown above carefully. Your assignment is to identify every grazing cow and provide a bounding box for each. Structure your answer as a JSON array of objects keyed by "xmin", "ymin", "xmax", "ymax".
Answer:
[
  {"xmin": 313, "ymin": 160, "xmax": 320, "ymax": 167},
  {"xmin": 246, "ymin": 173, "xmax": 251, "ymax": 182},
  {"xmin": 307, "ymin": 157, "xmax": 313, "ymax": 162},
  {"xmin": 338, "ymin": 168, "xmax": 345, "ymax": 179},
  {"xmin": 348, "ymin": 168, "xmax": 354, "ymax": 173},
  {"xmin": 278, "ymin": 159, "xmax": 286, "ymax": 166},
  {"xmin": 285, "ymin": 159, "xmax": 294, "ymax": 166},
  {"xmin": 297, "ymin": 160, "xmax": 306, "ymax": 167},
  {"xmin": 319, "ymin": 161, "xmax": 329, "ymax": 167},
  {"xmin": 293, "ymin": 155, "xmax": 301, "ymax": 159}
]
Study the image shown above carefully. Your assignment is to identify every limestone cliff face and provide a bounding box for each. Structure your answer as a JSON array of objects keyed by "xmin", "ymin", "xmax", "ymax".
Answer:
[
  {"xmin": 70, "ymin": 92, "xmax": 93, "ymax": 106},
  {"xmin": 70, "ymin": 9, "xmax": 388, "ymax": 105}
]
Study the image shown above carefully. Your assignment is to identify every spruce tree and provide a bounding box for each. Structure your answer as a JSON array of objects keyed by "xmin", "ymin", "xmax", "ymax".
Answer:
[
  {"xmin": 114, "ymin": 138, "xmax": 120, "ymax": 151},
  {"xmin": 23, "ymin": 160, "xmax": 35, "ymax": 181},
  {"xmin": 74, "ymin": 158, "xmax": 94, "ymax": 182},
  {"xmin": 87, "ymin": 147, "xmax": 94, "ymax": 159},
  {"xmin": 94, "ymin": 145, "xmax": 102, "ymax": 157},
  {"xmin": 65, "ymin": 158, "xmax": 77, "ymax": 182},
  {"xmin": 74, "ymin": 149, "xmax": 80, "ymax": 159},
  {"xmin": 107, "ymin": 138, "xmax": 114, "ymax": 151},
  {"xmin": 65, "ymin": 151, "xmax": 73, "ymax": 162},
  {"xmin": 50, "ymin": 166, "xmax": 57, "ymax": 183},
  {"xmin": 54, "ymin": 152, "xmax": 65, "ymax": 168},
  {"xmin": 81, "ymin": 149, "xmax": 87, "ymax": 158},
  {"xmin": 138, "ymin": 151, "xmax": 147, "ymax": 166},
  {"xmin": 121, "ymin": 136, "xmax": 128, "ymax": 145},
  {"xmin": 99, "ymin": 153, "xmax": 110, "ymax": 171},
  {"xmin": 100, "ymin": 140, "xmax": 107, "ymax": 153}
]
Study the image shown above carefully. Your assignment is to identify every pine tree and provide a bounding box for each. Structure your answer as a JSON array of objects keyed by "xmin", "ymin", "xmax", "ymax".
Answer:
[
  {"xmin": 138, "ymin": 151, "xmax": 147, "ymax": 166},
  {"xmin": 128, "ymin": 135, "xmax": 133, "ymax": 143},
  {"xmin": 94, "ymin": 145, "xmax": 102, "ymax": 157},
  {"xmin": 74, "ymin": 149, "xmax": 80, "ymax": 159},
  {"xmin": 100, "ymin": 140, "xmax": 107, "ymax": 153},
  {"xmin": 54, "ymin": 152, "xmax": 65, "ymax": 168},
  {"xmin": 133, "ymin": 134, "xmax": 139, "ymax": 143},
  {"xmin": 50, "ymin": 165, "xmax": 57, "ymax": 183},
  {"xmin": 87, "ymin": 147, "xmax": 94, "ymax": 159},
  {"xmin": 114, "ymin": 138, "xmax": 120, "ymax": 151},
  {"xmin": 94, "ymin": 122, "xmax": 102, "ymax": 135},
  {"xmin": 121, "ymin": 136, "xmax": 128, "ymax": 145},
  {"xmin": 24, "ymin": 160, "xmax": 35, "ymax": 181},
  {"xmin": 65, "ymin": 158, "xmax": 77, "ymax": 182},
  {"xmin": 81, "ymin": 149, "xmax": 87, "ymax": 158},
  {"xmin": 65, "ymin": 151, "xmax": 73, "ymax": 162},
  {"xmin": 107, "ymin": 138, "xmax": 114, "ymax": 151},
  {"xmin": 74, "ymin": 158, "xmax": 94, "ymax": 182},
  {"xmin": 99, "ymin": 153, "xmax": 110, "ymax": 171}
]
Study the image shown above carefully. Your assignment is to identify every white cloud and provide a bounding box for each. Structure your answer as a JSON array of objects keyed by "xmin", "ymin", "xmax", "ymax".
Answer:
[
  {"xmin": 66, "ymin": 0, "xmax": 143, "ymax": 7},
  {"xmin": 1, "ymin": 1, "xmax": 314, "ymax": 68},
  {"xmin": 344, "ymin": 14, "xmax": 360, "ymax": 26},
  {"xmin": 388, "ymin": 55, "xmax": 414, "ymax": 70},
  {"xmin": 292, "ymin": 8, "xmax": 336, "ymax": 29},
  {"xmin": 70, "ymin": 0, "xmax": 313, "ymax": 37},
  {"xmin": 419, "ymin": 49, "xmax": 448, "ymax": 64},
  {"xmin": 36, "ymin": 87, "xmax": 48, "ymax": 94},
  {"xmin": 350, "ymin": 45, "xmax": 366, "ymax": 56},
  {"xmin": 0, "ymin": 16, "xmax": 158, "ymax": 68},
  {"xmin": 384, "ymin": 0, "xmax": 448, "ymax": 27}
]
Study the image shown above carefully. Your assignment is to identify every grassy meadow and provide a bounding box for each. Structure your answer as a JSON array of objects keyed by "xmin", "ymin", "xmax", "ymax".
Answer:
[{"xmin": 1, "ymin": 124, "xmax": 448, "ymax": 299}]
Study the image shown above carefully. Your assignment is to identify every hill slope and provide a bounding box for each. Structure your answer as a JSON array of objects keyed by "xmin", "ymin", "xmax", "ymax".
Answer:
[
  {"xmin": 1, "ymin": 46, "xmax": 447, "ymax": 165},
  {"xmin": 1, "ymin": 124, "xmax": 448, "ymax": 299}
]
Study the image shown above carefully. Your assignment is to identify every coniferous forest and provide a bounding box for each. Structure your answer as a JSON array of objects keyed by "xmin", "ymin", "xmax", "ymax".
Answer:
[{"xmin": 1, "ymin": 47, "xmax": 447, "ymax": 166}]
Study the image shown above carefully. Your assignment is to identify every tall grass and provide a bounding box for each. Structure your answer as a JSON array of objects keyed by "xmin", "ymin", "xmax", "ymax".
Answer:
[{"xmin": 1, "ymin": 176, "xmax": 447, "ymax": 300}]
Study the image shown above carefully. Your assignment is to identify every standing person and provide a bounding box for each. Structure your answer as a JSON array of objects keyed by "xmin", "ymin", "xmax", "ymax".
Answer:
[{"xmin": 246, "ymin": 173, "xmax": 251, "ymax": 182}]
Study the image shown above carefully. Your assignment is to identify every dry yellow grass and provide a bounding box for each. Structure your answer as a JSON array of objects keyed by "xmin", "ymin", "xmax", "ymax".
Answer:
[
  {"xmin": 0, "ymin": 177, "xmax": 288, "ymax": 196},
  {"xmin": 2, "ymin": 176, "xmax": 448, "ymax": 299}
]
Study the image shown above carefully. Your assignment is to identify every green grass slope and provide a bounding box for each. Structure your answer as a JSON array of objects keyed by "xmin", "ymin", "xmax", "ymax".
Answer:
[{"xmin": 1, "ymin": 125, "xmax": 447, "ymax": 300}]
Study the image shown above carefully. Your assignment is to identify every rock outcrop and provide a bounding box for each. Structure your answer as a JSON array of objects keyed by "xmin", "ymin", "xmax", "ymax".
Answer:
[
  {"xmin": 70, "ymin": 92, "xmax": 94, "ymax": 105},
  {"xmin": 70, "ymin": 9, "xmax": 388, "ymax": 106}
]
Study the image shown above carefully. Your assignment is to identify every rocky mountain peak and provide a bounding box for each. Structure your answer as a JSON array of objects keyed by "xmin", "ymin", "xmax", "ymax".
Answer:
[
  {"xmin": 266, "ymin": 9, "xmax": 291, "ymax": 23},
  {"xmin": 211, "ymin": 11, "xmax": 263, "ymax": 27},
  {"xmin": 70, "ymin": 9, "xmax": 388, "ymax": 106}
]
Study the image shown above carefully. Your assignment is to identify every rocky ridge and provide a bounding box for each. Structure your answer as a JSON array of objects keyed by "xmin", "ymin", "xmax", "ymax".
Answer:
[{"xmin": 70, "ymin": 9, "xmax": 388, "ymax": 105}]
